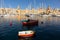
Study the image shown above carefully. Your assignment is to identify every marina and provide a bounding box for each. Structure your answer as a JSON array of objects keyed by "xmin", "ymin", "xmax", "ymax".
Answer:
[
  {"xmin": 0, "ymin": 0, "xmax": 60, "ymax": 40},
  {"xmin": 0, "ymin": 15, "xmax": 60, "ymax": 40}
]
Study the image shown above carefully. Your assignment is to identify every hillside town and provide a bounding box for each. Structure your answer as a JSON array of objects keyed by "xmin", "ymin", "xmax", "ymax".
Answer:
[{"xmin": 0, "ymin": 5, "xmax": 60, "ymax": 15}]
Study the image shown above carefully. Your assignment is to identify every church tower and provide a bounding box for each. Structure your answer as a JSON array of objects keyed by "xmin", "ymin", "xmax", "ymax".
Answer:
[
  {"xmin": 46, "ymin": 6, "xmax": 51, "ymax": 15},
  {"xmin": 16, "ymin": 5, "xmax": 21, "ymax": 14},
  {"xmin": 17, "ymin": 5, "xmax": 20, "ymax": 10}
]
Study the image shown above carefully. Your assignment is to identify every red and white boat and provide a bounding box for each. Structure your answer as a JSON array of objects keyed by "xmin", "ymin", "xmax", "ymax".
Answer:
[{"xmin": 18, "ymin": 30, "xmax": 35, "ymax": 37}]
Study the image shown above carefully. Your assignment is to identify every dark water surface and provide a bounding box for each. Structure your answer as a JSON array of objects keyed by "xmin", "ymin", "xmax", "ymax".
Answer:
[{"xmin": 0, "ymin": 15, "xmax": 60, "ymax": 40}]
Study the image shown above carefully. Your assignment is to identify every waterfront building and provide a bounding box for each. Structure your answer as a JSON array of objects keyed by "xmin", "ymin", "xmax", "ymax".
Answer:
[{"xmin": 0, "ymin": 5, "xmax": 59, "ymax": 15}]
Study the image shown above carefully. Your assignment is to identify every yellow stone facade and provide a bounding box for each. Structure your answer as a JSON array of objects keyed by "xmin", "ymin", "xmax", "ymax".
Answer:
[{"xmin": 0, "ymin": 6, "xmax": 60, "ymax": 15}]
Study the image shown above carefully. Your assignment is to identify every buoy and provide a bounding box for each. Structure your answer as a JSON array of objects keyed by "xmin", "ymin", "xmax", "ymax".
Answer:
[
  {"xmin": 10, "ymin": 22, "xmax": 12, "ymax": 26},
  {"xmin": 41, "ymin": 21, "xmax": 43, "ymax": 24}
]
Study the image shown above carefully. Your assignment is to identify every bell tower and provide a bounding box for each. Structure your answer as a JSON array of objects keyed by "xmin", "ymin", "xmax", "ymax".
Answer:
[
  {"xmin": 17, "ymin": 5, "xmax": 20, "ymax": 10},
  {"xmin": 46, "ymin": 5, "xmax": 51, "ymax": 14}
]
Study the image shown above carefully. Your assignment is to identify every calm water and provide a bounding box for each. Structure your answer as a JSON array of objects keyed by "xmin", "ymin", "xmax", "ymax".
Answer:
[{"xmin": 0, "ymin": 15, "xmax": 60, "ymax": 40}]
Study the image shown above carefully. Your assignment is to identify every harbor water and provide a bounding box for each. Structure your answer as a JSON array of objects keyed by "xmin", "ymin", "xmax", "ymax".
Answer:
[{"xmin": 0, "ymin": 15, "xmax": 60, "ymax": 40}]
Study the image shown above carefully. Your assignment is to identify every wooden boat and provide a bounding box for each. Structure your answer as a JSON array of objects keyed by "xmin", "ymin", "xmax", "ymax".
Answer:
[
  {"xmin": 22, "ymin": 20, "xmax": 38, "ymax": 26},
  {"xmin": 18, "ymin": 30, "xmax": 35, "ymax": 38}
]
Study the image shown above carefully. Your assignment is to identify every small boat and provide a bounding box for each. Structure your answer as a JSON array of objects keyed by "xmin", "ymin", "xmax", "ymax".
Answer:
[
  {"xmin": 51, "ymin": 14, "xmax": 56, "ymax": 17},
  {"xmin": 22, "ymin": 19, "xmax": 38, "ymax": 26},
  {"xmin": 18, "ymin": 30, "xmax": 35, "ymax": 38},
  {"xmin": 25, "ymin": 14, "xmax": 30, "ymax": 17},
  {"xmin": 1, "ymin": 16, "xmax": 3, "ymax": 17},
  {"xmin": 25, "ymin": 14, "xmax": 35, "ymax": 17},
  {"xmin": 0, "ymin": 15, "xmax": 4, "ymax": 17}
]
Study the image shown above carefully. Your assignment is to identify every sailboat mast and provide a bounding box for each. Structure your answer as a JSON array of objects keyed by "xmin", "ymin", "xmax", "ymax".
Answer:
[
  {"xmin": 33, "ymin": 0, "xmax": 36, "ymax": 14},
  {"xmin": 1, "ymin": 0, "xmax": 2, "ymax": 8},
  {"xmin": 1, "ymin": 0, "xmax": 4, "ymax": 8},
  {"xmin": 42, "ymin": 2, "xmax": 43, "ymax": 9}
]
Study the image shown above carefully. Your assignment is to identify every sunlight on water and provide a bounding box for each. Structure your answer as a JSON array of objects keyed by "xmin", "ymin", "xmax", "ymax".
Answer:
[
  {"xmin": 0, "ymin": 15, "xmax": 60, "ymax": 40},
  {"xmin": 0, "ymin": 15, "xmax": 60, "ymax": 27}
]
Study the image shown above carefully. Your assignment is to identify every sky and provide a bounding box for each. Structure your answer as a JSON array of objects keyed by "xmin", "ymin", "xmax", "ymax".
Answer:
[{"xmin": 0, "ymin": 0, "xmax": 60, "ymax": 9}]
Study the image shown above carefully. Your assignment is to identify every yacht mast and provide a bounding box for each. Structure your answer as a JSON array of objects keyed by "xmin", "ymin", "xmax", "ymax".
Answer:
[
  {"xmin": 42, "ymin": 2, "xmax": 43, "ymax": 9},
  {"xmin": 1, "ymin": 0, "xmax": 4, "ymax": 8},
  {"xmin": 34, "ymin": 0, "xmax": 36, "ymax": 14}
]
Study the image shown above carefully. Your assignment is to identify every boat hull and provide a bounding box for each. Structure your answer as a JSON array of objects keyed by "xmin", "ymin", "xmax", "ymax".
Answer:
[
  {"xmin": 22, "ymin": 20, "xmax": 38, "ymax": 26},
  {"xmin": 18, "ymin": 31, "xmax": 35, "ymax": 38}
]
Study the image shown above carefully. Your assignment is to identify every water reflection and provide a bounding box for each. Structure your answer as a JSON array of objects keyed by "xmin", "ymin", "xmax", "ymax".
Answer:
[
  {"xmin": 0, "ymin": 15, "xmax": 60, "ymax": 40},
  {"xmin": 1, "ymin": 15, "xmax": 60, "ymax": 26}
]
